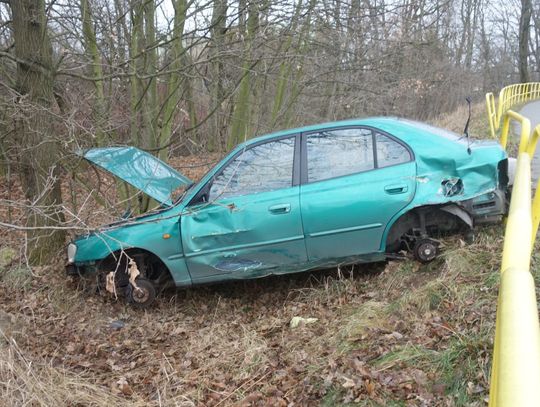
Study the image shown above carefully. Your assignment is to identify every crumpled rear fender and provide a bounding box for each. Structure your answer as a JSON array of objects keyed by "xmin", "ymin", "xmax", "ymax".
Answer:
[{"xmin": 381, "ymin": 155, "xmax": 507, "ymax": 250}]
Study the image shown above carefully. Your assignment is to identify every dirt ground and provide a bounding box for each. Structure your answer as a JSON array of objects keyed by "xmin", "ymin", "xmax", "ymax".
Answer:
[{"xmin": 0, "ymin": 237, "xmax": 503, "ymax": 406}]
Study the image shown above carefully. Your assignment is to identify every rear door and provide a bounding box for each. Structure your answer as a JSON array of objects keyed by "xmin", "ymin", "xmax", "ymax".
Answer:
[
  {"xmin": 181, "ymin": 135, "xmax": 307, "ymax": 282},
  {"xmin": 299, "ymin": 127, "xmax": 416, "ymax": 261}
]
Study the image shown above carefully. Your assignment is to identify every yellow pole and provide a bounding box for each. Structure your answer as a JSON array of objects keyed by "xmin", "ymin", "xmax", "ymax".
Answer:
[{"xmin": 489, "ymin": 110, "xmax": 540, "ymax": 406}]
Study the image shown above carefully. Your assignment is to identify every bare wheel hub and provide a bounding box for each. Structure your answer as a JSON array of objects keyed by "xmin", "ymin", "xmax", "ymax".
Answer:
[
  {"xmin": 132, "ymin": 286, "xmax": 150, "ymax": 303},
  {"xmin": 420, "ymin": 244, "xmax": 433, "ymax": 257},
  {"xmin": 413, "ymin": 239, "xmax": 438, "ymax": 263}
]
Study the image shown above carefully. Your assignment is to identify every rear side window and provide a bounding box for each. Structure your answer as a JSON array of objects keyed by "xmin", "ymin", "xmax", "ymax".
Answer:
[
  {"xmin": 375, "ymin": 133, "xmax": 411, "ymax": 168},
  {"xmin": 208, "ymin": 137, "xmax": 295, "ymax": 201},
  {"xmin": 306, "ymin": 128, "xmax": 374, "ymax": 182}
]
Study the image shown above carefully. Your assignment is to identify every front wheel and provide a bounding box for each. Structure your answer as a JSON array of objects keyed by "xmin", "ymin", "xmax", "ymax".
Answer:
[{"xmin": 126, "ymin": 278, "xmax": 156, "ymax": 308}]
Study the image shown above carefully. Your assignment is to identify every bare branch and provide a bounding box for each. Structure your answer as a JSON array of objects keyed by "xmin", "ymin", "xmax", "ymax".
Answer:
[{"xmin": 0, "ymin": 50, "xmax": 48, "ymax": 75}]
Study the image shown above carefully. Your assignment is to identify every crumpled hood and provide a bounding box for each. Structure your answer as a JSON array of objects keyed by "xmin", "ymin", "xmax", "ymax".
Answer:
[{"xmin": 83, "ymin": 146, "xmax": 192, "ymax": 206}]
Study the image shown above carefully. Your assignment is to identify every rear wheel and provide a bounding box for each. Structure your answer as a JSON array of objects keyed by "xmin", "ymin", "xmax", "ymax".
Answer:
[
  {"xmin": 413, "ymin": 239, "xmax": 438, "ymax": 263},
  {"xmin": 126, "ymin": 278, "xmax": 156, "ymax": 308}
]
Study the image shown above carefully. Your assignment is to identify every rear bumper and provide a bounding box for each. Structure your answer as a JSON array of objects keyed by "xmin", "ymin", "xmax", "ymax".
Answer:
[
  {"xmin": 463, "ymin": 188, "xmax": 508, "ymax": 224},
  {"xmin": 463, "ymin": 158, "xmax": 509, "ymax": 224}
]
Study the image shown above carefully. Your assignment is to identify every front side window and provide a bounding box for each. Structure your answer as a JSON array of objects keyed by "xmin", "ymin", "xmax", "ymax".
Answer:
[
  {"xmin": 307, "ymin": 128, "xmax": 374, "ymax": 183},
  {"xmin": 376, "ymin": 133, "xmax": 411, "ymax": 168},
  {"xmin": 208, "ymin": 137, "xmax": 295, "ymax": 201}
]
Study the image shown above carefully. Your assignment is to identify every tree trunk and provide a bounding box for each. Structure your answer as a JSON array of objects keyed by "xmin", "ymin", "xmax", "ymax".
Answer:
[
  {"xmin": 142, "ymin": 0, "xmax": 158, "ymax": 152},
  {"xmin": 519, "ymin": 0, "xmax": 532, "ymax": 83},
  {"xmin": 124, "ymin": 0, "xmax": 144, "ymax": 212},
  {"xmin": 158, "ymin": 0, "xmax": 199, "ymax": 158},
  {"xmin": 208, "ymin": 0, "xmax": 227, "ymax": 151},
  {"xmin": 11, "ymin": 0, "xmax": 66, "ymax": 265},
  {"xmin": 228, "ymin": 1, "xmax": 258, "ymax": 149},
  {"xmin": 80, "ymin": 0, "xmax": 106, "ymax": 145},
  {"xmin": 129, "ymin": 0, "xmax": 143, "ymax": 146},
  {"xmin": 271, "ymin": 0, "xmax": 303, "ymax": 126}
]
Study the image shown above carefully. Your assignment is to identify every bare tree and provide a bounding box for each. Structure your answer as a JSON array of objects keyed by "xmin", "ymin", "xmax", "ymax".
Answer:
[{"xmin": 7, "ymin": 0, "xmax": 66, "ymax": 264}]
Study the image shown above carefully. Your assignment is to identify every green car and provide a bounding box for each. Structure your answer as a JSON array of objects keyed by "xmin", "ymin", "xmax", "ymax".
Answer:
[{"xmin": 66, "ymin": 118, "xmax": 508, "ymax": 307}]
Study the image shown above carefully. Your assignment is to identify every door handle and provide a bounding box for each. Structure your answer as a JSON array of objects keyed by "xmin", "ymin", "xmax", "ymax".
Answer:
[
  {"xmin": 384, "ymin": 185, "xmax": 408, "ymax": 194},
  {"xmin": 268, "ymin": 203, "xmax": 291, "ymax": 214}
]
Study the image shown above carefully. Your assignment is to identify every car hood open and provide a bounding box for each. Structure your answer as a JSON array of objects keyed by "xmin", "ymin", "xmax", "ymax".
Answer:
[{"xmin": 83, "ymin": 147, "xmax": 192, "ymax": 206}]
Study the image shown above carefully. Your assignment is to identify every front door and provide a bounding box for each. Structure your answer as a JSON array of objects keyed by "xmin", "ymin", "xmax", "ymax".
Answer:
[
  {"xmin": 181, "ymin": 136, "xmax": 307, "ymax": 283},
  {"xmin": 300, "ymin": 127, "xmax": 416, "ymax": 261}
]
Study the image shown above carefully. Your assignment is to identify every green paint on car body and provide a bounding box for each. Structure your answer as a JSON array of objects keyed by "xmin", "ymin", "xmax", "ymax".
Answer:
[
  {"xmin": 84, "ymin": 146, "xmax": 192, "ymax": 206},
  {"xmin": 69, "ymin": 117, "xmax": 508, "ymax": 288}
]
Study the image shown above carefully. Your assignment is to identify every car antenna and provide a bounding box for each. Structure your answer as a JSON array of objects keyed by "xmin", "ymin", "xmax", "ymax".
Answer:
[{"xmin": 463, "ymin": 96, "xmax": 472, "ymax": 155}]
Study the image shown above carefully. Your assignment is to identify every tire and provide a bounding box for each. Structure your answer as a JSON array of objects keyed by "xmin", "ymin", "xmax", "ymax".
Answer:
[
  {"xmin": 126, "ymin": 278, "xmax": 156, "ymax": 308},
  {"xmin": 413, "ymin": 239, "xmax": 438, "ymax": 264}
]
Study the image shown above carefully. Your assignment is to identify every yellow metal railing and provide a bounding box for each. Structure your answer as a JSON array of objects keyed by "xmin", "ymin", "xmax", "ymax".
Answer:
[
  {"xmin": 486, "ymin": 82, "xmax": 540, "ymax": 138},
  {"xmin": 489, "ymin": 109, "xmax": 540, "ymax": 406}
]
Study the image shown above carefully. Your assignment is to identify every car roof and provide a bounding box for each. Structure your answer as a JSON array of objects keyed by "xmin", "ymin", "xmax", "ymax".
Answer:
[{"xmin": 237, "ymin": 117, "xmax": 465, "ymax": 149}]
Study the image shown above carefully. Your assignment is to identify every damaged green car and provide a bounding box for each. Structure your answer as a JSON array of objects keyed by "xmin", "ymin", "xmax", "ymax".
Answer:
[{"xmin": 66, "ymin": 118, "xmax": 509, "ymax": 307}]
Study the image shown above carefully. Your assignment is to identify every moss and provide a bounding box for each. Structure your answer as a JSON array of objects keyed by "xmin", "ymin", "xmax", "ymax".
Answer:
[{"xmin": 0, "ymin": 247, "xmax": 16, "ymax": 269}]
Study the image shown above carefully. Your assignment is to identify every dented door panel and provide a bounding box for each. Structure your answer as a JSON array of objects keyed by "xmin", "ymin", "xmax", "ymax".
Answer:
[{"xmin": 180, "ymin": 187, "xmax": 307, "ymax": 282}]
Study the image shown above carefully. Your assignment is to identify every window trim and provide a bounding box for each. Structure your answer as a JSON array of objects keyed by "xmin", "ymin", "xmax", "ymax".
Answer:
[
  {"xmin": 300, "ymin": 125, "xmax": 414, "ymax": 185},
  {"xmin": 374, "ymin": 131, "xmax": 413, "ymax": 169},
  {"xmin": 188, "ymin": 133, "xmax": 300, "ymax": 205}
]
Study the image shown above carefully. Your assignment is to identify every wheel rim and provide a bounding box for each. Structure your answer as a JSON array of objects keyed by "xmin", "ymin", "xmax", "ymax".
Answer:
[
  {"xmin": 418, "ymin": 242, "xmax": 436, "ymax": 261},
  {"xmin": 132, "ymin": 286, "xmax": 150, "ymax": 303}
]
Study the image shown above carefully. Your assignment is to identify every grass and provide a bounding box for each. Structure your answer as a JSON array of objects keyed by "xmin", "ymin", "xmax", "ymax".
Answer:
[
  {"xmin": 0, "ymin": 247, "xmax": 32, "ymax": 289},
  {"xmin": 428, "ymin": 102, "xmax": 492, "ymax": 140},
  {"xmin": 343, "ymin": 300, "xmax": 392, "ymax": 342},
  {"xmin": 0, "ymin": 266, "xmax": 32, "ymax": 289},
  {"xmin": 0, "ymin": 231, "xmax": 504, "ymax": 405},
  {"xmin": 0, "ymin": 341, "xmax": 137, "ymax": 407},
  {"xmin": 320, "ymin": 225, "xmax": 502, "ymax": 405},
  {"xmin": 0, "ymin": 229, "xmax": 503, "ymax": 406},
  {"xmin": 372, "ymin": 344, "xmax": 436, "ymax": 371}
]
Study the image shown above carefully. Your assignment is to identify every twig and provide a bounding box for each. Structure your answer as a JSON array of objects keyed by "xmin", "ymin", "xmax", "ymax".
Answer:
[{"xmin": 215, "ymin": 370, "xmax": 271, "ymax": 406}]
